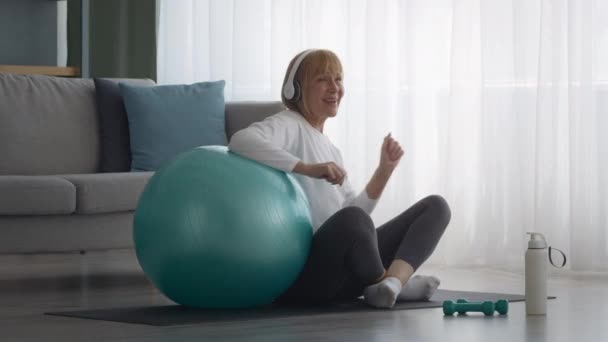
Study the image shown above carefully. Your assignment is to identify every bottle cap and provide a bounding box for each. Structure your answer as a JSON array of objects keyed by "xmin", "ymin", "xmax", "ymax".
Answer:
[{"xmin": 527, "ymin": 232, "xmax": 547, "ymax": 249}]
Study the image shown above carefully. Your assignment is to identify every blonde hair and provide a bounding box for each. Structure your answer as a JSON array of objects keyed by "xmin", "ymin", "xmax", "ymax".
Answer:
[{"xmin": 281, "ymin": 49, "xmax": 343, "ymax": 116}]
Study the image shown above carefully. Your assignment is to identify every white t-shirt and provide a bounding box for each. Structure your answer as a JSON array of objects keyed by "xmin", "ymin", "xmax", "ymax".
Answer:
[{"xmin": 228, "ymin": 110, "xmax": 377, "ymax": 233}]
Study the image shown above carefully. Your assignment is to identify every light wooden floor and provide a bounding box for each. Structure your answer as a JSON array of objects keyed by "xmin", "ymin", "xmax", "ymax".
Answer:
[{"xmin": 1, "ymin": 249, "xmax": 607, "ymax": 341}]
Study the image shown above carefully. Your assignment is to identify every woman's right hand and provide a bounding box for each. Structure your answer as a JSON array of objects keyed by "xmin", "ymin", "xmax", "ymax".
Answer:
[{"xmin": 293, "ymin": 161, "xmax": 347, "ymax": 185}]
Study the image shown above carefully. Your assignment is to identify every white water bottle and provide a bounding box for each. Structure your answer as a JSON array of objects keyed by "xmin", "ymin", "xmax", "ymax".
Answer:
[{"xmin": 525, "ymin": 232, "xmax": 548, "ymax": 315}]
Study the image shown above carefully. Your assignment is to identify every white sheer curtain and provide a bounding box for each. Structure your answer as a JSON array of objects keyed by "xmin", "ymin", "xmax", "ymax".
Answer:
[{"xmin": 158, "ymin": 0, "xmax": 608, "ymax": 272}]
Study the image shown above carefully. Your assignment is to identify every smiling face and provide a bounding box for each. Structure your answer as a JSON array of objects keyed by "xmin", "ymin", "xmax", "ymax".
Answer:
[
  {"xmin": 305, "ymin": 72, "xmax": 344, "ymax": 119},
  {"xmin": 281, "ymin": 50, "xmax": 344, "ymax": 129}
]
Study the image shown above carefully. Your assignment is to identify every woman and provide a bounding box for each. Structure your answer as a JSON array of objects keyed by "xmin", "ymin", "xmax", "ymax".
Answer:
[{"xmin": 229, "ymin": 49, "xmax": 451, "ymax": 308}]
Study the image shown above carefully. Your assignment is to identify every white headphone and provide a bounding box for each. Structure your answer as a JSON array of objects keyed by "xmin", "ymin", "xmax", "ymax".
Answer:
[{"xmin": 283, "ymin": 49, "xmax": 316, "ymax": 101}]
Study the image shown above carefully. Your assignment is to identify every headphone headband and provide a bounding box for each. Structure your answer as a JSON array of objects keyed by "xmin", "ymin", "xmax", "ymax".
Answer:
[{"xmin": 283, "ymin": 49, "xmax": 316, "ymax": 100}]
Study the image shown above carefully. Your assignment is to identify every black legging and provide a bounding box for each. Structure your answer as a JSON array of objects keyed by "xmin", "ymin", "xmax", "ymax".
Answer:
[{"xmin": 275, "ymin": 195, "xmax": 451, "ymax": 305}]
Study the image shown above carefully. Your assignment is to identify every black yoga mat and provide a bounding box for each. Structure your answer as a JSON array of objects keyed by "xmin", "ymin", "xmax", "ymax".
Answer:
[{"xmin": 46, "ymin": 290, "xmax": 554, "ymax": 326}]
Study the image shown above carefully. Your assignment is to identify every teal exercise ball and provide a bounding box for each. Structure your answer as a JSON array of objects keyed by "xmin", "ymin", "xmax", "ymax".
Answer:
[{"xmin": 134, "ymin": 146, "xmax": 313, "ymax": 308}]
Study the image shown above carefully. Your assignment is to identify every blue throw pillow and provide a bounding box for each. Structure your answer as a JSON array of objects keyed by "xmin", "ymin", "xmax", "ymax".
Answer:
[{"xmin": 120, "ymin": 80, "xmax": 227, "ymax": 171}]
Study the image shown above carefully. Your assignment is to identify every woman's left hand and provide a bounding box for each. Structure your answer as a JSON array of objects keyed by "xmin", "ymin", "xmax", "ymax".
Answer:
[{"xmin": 379, "ymin": 133, "xmax": 404, "ymax": 173}]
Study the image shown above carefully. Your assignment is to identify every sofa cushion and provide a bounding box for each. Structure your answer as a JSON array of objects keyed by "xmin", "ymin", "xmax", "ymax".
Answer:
[
  {"xmin": 94, "ymin": 78, "xmax": 156, "ymax": 173},
  {"xmin": 225, "ymin": 101, "xmax": 286, "ymax": 139},
  {"xmin": 0, "ymin": 73, "xmax": 99, "ymax": 175},
  {"xmin": 59, "ymin": 172, "xmax": 154, "ymax": 214},
  {"xmin": 0, "ymin": 176, "xmax": 76, "ymax": 215},
  {"xmin": 120, "ymin": 80, "xmax": 227, "ymax": 171}
]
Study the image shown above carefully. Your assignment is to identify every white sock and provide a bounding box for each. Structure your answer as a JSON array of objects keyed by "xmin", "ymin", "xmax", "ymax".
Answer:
[
  {"xmin": 363, "ymin": 276, "xmax": 402, "ymax": 309},
  {"xmin": 397, "ymin": 275, "xmax": 440, "ymax": 302}
]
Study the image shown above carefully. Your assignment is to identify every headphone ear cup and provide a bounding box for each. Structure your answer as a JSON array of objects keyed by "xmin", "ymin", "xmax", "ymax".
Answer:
[{"xmin": 292, "ymin": 81, "xmax": 302, "ymax": 102}]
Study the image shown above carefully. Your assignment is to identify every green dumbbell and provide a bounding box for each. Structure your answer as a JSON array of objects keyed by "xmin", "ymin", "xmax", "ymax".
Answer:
[
  {"xmin": 456, "ymin": 298, "xmax": 509, "ymax": 315},
  {"xmin": 443, "ymin": 300, "xmax": 495, "ymax": 316},
  {"xmin": 443, "ymin": 299, "xmax": 509, "ymax": 316},
  {"xmin": 495, "ymin": 300, "xmax": 509, "ymax": 315}
]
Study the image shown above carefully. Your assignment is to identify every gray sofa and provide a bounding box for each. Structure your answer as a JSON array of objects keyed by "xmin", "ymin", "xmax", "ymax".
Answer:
[{"xmin": 0, "ymin": 73, "xmax": 285, "ymax": 254}]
